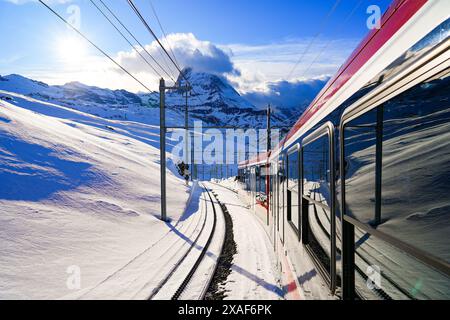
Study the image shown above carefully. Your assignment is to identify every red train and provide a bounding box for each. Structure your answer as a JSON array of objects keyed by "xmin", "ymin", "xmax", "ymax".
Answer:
[{"xmin": 238, "ymin": 0, "xmax": 450, "ymax": 299}]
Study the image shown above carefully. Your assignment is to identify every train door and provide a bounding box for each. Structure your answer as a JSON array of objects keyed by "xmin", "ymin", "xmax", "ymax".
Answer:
[
  {"xmin": 273, "ymin": 160, "xmax": 278, "ymax": 249},
  {"xmin": 270, "ymin": 162, "xmax": 276, "ymax": 247},
  {"xmin": 287, "ymin": 144, "xmax": 301, "ymax": 240},
  {"xmin": 250, "ymin": 166, "xmax": 256, "ymax": 210},
  {"xmin": 279, "ymin": 157, "xmax": 285, "ymax": 244},
  {"xmin": 275, "ymin": 161, "xmax": 279, "ymax": 233},
  {"xmin": 301, "ymin": 122, "xmax": 336, "ymax": 293}
]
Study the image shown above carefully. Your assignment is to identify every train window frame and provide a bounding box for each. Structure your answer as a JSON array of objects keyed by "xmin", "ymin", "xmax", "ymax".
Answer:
[
  {"xmin": 339, "ymin": 45, "xmax": 450, "ymax": 299},
  {"xmin": 286, "ymin": 143, "xmax": 301, "ymax": 240},
  {"xmin": 301, "ymin": 121, "xmax": 337, "ymax": 294}
]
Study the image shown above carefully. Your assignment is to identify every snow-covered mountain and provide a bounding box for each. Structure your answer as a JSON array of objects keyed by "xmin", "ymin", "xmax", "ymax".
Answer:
[
  {"xmin": 0, "ymin": 71, "xmax": 287, "ymax": 129},
  {"xmin": 0, "ymin": 74, "xmax": 160, "ymax": 123},
  {"xmin": 165, "ymin": 67, "xmax": 285, "ymax": 127}
]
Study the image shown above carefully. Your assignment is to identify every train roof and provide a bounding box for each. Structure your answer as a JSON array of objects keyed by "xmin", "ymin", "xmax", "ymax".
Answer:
[
  {"xmin": 238, "ymin": 151, "xmax": 269, "ymax": 169},
  {"xmin": 239, "ymin": 0, "xmax": 427, "ymax": 168}
]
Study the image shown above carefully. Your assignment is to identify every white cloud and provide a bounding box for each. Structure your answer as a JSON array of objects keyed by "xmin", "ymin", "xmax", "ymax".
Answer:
[
  {"xmin": 115, "ymin": 33, "xmax": 239, "ymax": 79},
  {"xmin": 222, "ymin": 37, "xmax": 359, "ymax": 94},
  {"xmin": 16, "ymin": 32, "xmax": 358, "ymax": 96},
  {"xmin": 37, "ymin": 32, "xmax": 240, "ymax": 92},
  {"xmin": 242, "ymin": 77, "xmax": 330, "ymax": 109},
  {"xmin": 110, "ymin": 34, "xmax": 358, "ymax": 94}
]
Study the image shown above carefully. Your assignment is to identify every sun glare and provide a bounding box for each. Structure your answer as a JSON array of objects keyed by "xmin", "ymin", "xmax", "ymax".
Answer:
[{"xmin": 57, "ymin": 36, "xmax": 87, "ymax": 64}]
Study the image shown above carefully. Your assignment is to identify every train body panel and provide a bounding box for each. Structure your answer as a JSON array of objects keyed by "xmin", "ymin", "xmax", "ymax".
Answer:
[{"xmin": 238, "ymin": 0, "xmax": 450, "ymax": 300}]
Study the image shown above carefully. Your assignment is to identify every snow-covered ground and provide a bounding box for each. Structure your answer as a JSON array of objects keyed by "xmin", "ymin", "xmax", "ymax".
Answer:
[
  {"xmin": 0, "ymin": 91, "xmax": 192, "ymax": 299},
  {"xmin": 205, "ymin": 182, "xmax": 283, "ymax": 300},
  {"xmin": 0, "ymin": 74, "xmax": 286, "ymax": 300}
]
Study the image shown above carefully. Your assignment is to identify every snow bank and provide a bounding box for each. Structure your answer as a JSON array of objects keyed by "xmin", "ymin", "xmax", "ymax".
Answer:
[{"xmin": 0, "ymin": 92, "xmax": 189, "ymax": 299}]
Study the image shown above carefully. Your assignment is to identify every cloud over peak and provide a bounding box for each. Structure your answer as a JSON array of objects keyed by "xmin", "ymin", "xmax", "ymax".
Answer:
[
  {"xmin": 242, "ymin": 76, "xmax": 330, "ymax": 109},
  {"xmin": 116, "ymin": 33, "xmax": 239, "ymax": 78}
]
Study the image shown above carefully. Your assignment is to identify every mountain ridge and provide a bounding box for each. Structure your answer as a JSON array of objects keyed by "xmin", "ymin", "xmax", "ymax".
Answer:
[{"xmin": 0, "ymin": 70, "xmax": 324, "ymax": 130}]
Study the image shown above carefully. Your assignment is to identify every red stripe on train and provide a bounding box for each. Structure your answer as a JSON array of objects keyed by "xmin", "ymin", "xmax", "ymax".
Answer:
[{"xmin": 280, "ymin": 0, "xmax": 427, "ymax": 148}]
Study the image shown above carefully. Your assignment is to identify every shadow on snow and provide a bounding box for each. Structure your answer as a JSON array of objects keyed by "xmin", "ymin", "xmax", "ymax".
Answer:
[{"xmin": 0, "ymin": 134, "xmax": 93, "ymax": 201}]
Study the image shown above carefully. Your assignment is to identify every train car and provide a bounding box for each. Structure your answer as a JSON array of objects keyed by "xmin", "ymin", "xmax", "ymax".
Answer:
[{"xmin": 238, "ymin": 0, "xmax": 450, "ymax": 300}]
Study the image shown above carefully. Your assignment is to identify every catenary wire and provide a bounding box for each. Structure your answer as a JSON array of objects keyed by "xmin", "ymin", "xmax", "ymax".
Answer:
[
  {"xmin": 37, "ymin": 0, "xmax": 157, "ymax": 96},
  {"xmin": 89, "ymin": 0, "xmax": 167, "ymax": 79},
  {"xmin": 286, "ymin": 0, "xmax": 341, "ymax": 80},
  {"xmin": 97, "ymin": 0, "xmax": 176, "ymax": 82}
]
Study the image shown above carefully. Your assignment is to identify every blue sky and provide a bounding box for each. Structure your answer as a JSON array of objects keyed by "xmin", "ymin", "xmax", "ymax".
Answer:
[{"xmin": 0, "ymin": 0, "xmax": 392, "ymax": 96}]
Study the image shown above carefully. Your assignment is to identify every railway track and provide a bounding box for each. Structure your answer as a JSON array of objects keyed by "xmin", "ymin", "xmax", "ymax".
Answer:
[
  {"xmin": 209, "ymin": 180, "xmax": 239, "ymax": 194},
  {"xmin": 148, "ymin": 182, "xmax": 225, "ymax": 300}
]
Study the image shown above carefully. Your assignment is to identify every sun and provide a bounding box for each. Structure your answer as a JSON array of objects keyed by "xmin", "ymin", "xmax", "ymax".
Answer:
[{"xmin": 57, "ymin": 36, "xmax": 87, "ymax": 64}]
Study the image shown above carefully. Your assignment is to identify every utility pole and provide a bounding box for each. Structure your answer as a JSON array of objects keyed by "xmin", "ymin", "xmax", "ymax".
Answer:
[
  {"xmin": 159, "ymin": 78, "xmax": 191, "ymax": 222},
  {"xmin": 266, "ymin": 104, "xmax": 271, "ymax": 226},
  {"xmin": 267, "ymin": 104, "xmax": 271, "ymax": 153},
  {"xmin": 184, "ymin": 88, "xmax": 189, "ymax": 173},
  {"xmin": 159, "ymin": 78, "xmax": 167, "ymax": 222},
  {"xmin": 191, "ymin": 131, "xmax": 195, "ymax": 180}
]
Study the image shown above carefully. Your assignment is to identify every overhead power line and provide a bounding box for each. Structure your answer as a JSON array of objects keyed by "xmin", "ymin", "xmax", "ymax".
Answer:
[
  {"xmin": 286, "ymin": 0, "xmax": 341, "ymax": 80},
  {"xmin": 149, "ymin": 0, "xmax": 181, "ymax": 70},
  {"xmin": 298, "ymin": 0, "xmax": 363, "ymax": 80},
  {"xmin": 268, "ymin": 0, "xmax": 363, "ymax": 133},
  {"xmin": 89, "ymin": 0, "xmax": 164, "ymax": 79},
  {"xmin": 96, "ymin": 0, "xmax": 176, "ymax": 83},
  {"xmin": 37, "ymin": 0, "xmax": 156, "ymax": 95},
  {"xmin": 127, "ymin": 0, "xmax": 186, "ymax": 82},
  {"xmin": 127, "ymin": 0, "xmax": 208, "ymax": 108}
]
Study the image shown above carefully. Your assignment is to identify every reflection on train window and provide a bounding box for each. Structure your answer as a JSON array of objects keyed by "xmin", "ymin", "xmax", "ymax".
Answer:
[
  {"xmin": 354, "ymin": 226, "xmax": 450, "ymax": 300},
  {"xmin": 303, "ymin": 135, "xmax": 330, "ymax": 205},
  {"xmin": 381, "ymin": 73, "xmax": 450, "ymax": 262},
  {"xmin": 343, "ymin": 108, "xmax": 378, "ymax": 225},
  {"xmin": 287, "ymin": 150, "xmax": 300, "ymax": 230},
  {"xmin": 255, "ymin": 165, "xmax": 267, "ymax": 206},
  {"xmin": 343, "ymin": 71, "xmax": 450, "ymax": 299},
  {"xmin": 302, "ymin": 134, "xmax": 332, "ymax": 280}
]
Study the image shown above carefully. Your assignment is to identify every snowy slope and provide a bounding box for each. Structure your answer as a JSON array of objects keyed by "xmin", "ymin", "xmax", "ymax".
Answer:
[
  {"xmin": 0, "ymin": 70, "xmax": 297, "ymax": 300},
  {"xmin": 0, "ymin": 91, "xmax": 191, "ymax": 299},
  {"xmin": 0, "ymin": 74, "xmax": 162, "ymax": 124},
  {"xmin": 0, "ymin": 73, "xmax": 287, "ymax": 178}
]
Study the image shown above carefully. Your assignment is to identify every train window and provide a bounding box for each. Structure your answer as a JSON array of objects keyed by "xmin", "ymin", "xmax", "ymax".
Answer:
[
  {"xmin": 278, "ymin": 159, "xmax": 285, "ymax": 237},
  {"xmin": 287, "ymin": 148, "xmax": 300, "ymax": 231},
  {"xmin": 256, "ymin": 165, "xmax": 267, "ymax": 206},
  {"xmin": 353, "ymin": 225, "xmax": 450, "ymax": 300},
  {"xmin": 343, "ymin": 107, "xmax": 378, "ymax": 225},
  {"xmin": 302, "ymin": 133, "xmax": 333, "ymax": 281},
  {"xmin": 380, "ymin": 73, "xmax": 450, "ymax": 261},
  {"xmin": 255, "ymin": 166, "xmax": 260, "ymax": 194},
  {"xmin": 342, "ymin": 71, "xmax": 450, "ymax": 299},
  {"xmin": 259, "ymin": 165, "xmax": 266, "ymax": 195},
  {"xmin": 303, "ymin": 134, "xmax": 331, "ymax": 206}
]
